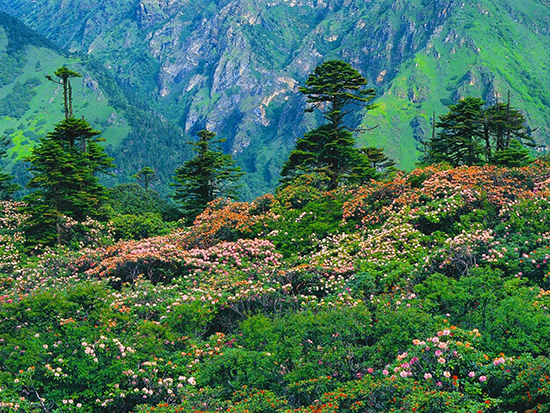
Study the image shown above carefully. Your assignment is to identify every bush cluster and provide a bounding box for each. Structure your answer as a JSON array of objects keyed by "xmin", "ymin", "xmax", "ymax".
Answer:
[{"xmin": 2, "ymin": 162, "xmax": 550, "ymax": 412}]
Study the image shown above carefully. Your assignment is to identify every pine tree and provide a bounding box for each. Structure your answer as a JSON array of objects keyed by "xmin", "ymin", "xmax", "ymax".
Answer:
[
  {"xmin": 134, "ymin": 166, "xmax": 158, "ymax": 192},
  {"xmin": 484, "ymin": 99, "xmax": 535, "ymax": 161},
  {"xmin": 424, "ymin": 95, "xmax": 534, "ymax": 167},
  {"xmin": 45, "ymin": 66, "xmax": 81, "ymax": 119},
  {"xmin": 491, "ymin": 139, "xmax": 531, "ymax": 167},
  {"xmin": 280, "ymin": 60, "xmax": 378, "ymax": 189},
  {"xmin": 425, "ymin": 97, "xmax": 485, "ymax": 166},
  {"xmin": 22, "ymin": 67, "xmax": 115, "ymax": 248},
  {"xmin": 172, "ymin": 129, "xmax": 243, "ymax": 224}
]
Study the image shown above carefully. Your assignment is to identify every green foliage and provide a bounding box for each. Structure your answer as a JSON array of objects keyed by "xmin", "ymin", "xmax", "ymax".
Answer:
[
  {"xmin": 257, "ymin": 175, "xmax": 353, "ymax": 257},
  {"xmin": 0, "ymin": 134, "xmax": 19, "ymax": 199},
  {"xmin": 0, "ymin": 77, "xmax": 41, "ymax": 118},
  {"xmin": 134, "ymin": 166, "xmax": 158, "ymax": 192},
  {"xmin": 107, "ymin": 183, "xmax": 181, "ymax": 221},
  {"xmin": 45, "ymin": 66, "xmax": 82, "ymax": 119},
  {"xmin": 281, "ymin": 60, "xmax": 378, "ymax": 190},
  {"xmin": 200, "ymin": 306, "xmax": 372, "ymax": 404},
  {"xmin": 424, "ymin": 97, "xmax": 534, "ymax": 167},
  {"xmin": 5, "ymin": 162, "xmax": 550, "ymax": 412},
  {"xmin": 492, "ymin": 139, "xmax": 532, "ymax": 167},
  {"xmin": 172, "ymin": 129, "xmax": 244, "ymax": 224},
  {"xmin": 110, "ymin": 212, "xmax": 172, "ymax": 240},
  {"xmin": 425, "ymin": 97, "xmax": 485, "ymax": 166},
  {"xmin": 22, "ymin": 117, "xmax": 115, "ymax": 249}
]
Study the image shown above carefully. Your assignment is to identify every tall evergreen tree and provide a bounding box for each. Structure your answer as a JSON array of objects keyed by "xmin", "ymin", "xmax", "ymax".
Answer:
[
  {"xmin": 172, "ymin": 129, "xmax": 243, "ymax": 224},
  {"xmin": 484, "ymin": 99, "xmax": 535, "ymax": 161},
  {"xmin": 22, "ymin": 67, "xmax": 114, "ymax": 248},
  {"xmin": 426, "ymin": 97, "xmax": 485, "ymax": 167},
  {"xmin": 280, "ymin": 60, "xmax": 378, "ymax": 189},
  {"xmin": 134, "ymin": 166, "xmax": 158, "ymax": 192},
  {"xmin": 45, "ymin": 67, "xmax": 81, "ymax": 119}
]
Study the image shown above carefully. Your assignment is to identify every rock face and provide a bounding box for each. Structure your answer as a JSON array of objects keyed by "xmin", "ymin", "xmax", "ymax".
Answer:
[{"xmin": 2, "ymin": 0, "xmax": 550, "ymax": 197}]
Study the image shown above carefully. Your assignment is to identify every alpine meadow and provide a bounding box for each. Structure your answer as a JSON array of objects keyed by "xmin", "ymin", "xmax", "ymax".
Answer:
[{"xmin": 2, "ymin": 0, "xmax": 550, "ymax": 412}]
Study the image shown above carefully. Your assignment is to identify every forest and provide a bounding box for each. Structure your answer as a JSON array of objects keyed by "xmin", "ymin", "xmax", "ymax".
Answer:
[{"xmin": 0, "ymin": 61, "xmax": 549, "ymax": 412}]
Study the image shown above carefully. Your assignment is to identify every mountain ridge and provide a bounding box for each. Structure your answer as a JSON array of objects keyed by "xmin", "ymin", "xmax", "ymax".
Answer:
[{"xmin": 2, "ymin": 0, "xmax": 550, "ymax": 197}]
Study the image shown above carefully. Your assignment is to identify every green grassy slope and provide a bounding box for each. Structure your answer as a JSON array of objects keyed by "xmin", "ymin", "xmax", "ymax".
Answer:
[
  {"xmin": 0, "ymin": 12, "xmax": 192, "ymax": 195},
  {"xmin": 360, "ymin": 0, "xmax": 550, "ymax": 169},
  {"xmin": 0, "ymin": 14, "xmax": 130, "ymax": 179}
]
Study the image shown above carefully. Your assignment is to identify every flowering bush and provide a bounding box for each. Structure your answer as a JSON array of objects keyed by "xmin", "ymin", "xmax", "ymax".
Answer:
[{"xmin": 3, "ymin": 163, "xmax": 550, "ymax": 412}]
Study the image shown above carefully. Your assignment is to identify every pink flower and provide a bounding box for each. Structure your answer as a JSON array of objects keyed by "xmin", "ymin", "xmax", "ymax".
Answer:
[
  {"xmin": 468, "ymin": 371, "xmax": 476, "ymax": 378},
  {"xmin": 437, "ymin": 357, "xmax": 446, "ymax": 364},
  {"xmin": 367, "ymin": 368, "xmax": 374, "ymax": 374},
  {"xmin": 383, "ymin": 370, "xmax": 389, "ymax": 376},
  {"xmin": 493, "ymin": 357, "xmax": 505, "ymax": 366},
  {"xmin": 424, "ymin": 373, "xmax": 432, "ymax": 379},
  {"xmin": 479, "ymin": 375, "xmax": 487, "ymax": 382},
  {"xmin": 443, "ymin": 371, "xmax": 451, "ymax": 378},
  {"xmin": 435, "ymin": 350, "xmax": 443, "ymax": 357}
]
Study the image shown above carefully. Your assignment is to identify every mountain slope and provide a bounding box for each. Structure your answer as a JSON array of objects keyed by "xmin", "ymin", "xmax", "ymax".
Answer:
[
  {"xmin": 0, "ymin": 11, "xmax": 190, "ymax": 194},
  {"xmin": 2, "ymin": 0, "xmax": 550, "ymax": 197}
]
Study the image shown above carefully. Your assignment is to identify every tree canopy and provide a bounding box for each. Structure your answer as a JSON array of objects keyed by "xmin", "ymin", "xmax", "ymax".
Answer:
[
  {"xmin": 172, "ymin": 129, "xmax": 243, "ymax": 224},
  {"xmin": 0, "ymin": 134, "xmax": 19, "ymax": 200},
  {"xmin": 21, "ymin": 67, "xmax": 114, "ymax": 249},
  {"xmin": 45, "ymin": 66, "xmax": 82, "ymax": 119},
  {"xmin": 299, "ymin": 59, "xmax": 376, "ymax": 130},
  {"xmin": 424, "ymin": 96, "xmax": 534, "ymax": 167},
  {"xmin": 281, "ymin": 60, "xmax": 385, "ymax": 189}
]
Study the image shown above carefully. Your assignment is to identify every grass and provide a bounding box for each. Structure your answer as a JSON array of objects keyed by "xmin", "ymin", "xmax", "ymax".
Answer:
[{"xmin": 0, "ymin": 44, "xmax": 131, "ymax": 171}]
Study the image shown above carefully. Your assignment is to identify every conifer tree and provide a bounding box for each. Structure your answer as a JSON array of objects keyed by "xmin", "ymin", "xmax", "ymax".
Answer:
[
  {"xmin": 491, "ymin": 139, "xmax": 531, "ymax": 167},
  {"xmin": 484, "ymin": 99, "xmax": 535, "ymax": 161},
  {"xmin": 45, "ymin": 66, "xmax": 81, "ymax": 119},
  {"xmin": 424, "ymin": 96, "xmax": 533, "ymax": 167},
  {"xmin": 172, "ymin": 129, "xmax": 243, "ymax": 224},
  {"xmin": 22, "ymin": 67, "xmax": 114, "ymax": 248},
  {"xmin": 426, "ymin": 97, "xmax": 485, "ymax": 167},
  {"xmin": 280, "ymin": 60, "xmax": 378, "ymax": 189},
  {"xmin": 134, "ymin": 166, "xmax": 157, "ymax": 192}
]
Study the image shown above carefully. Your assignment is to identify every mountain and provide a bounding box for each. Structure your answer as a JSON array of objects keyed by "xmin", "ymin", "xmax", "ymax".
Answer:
[
  {"xmin": 2, "ymin": 0, "xmax": 550, "ymax": 198},
  {"xmin": 0, "ymin": 11, "xmax": 191, "ymax": 194}
]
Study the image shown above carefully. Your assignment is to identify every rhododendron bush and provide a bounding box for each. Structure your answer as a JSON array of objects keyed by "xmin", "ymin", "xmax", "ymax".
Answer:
[{"xmin": 2, "ymin": 162, "xmax": 550, "ymax": 412}]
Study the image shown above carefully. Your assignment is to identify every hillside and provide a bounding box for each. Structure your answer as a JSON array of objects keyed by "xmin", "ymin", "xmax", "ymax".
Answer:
[
  {"xmin": 2, "ymin": 0, "xmax": 550, "ymax": 197},
  {"xmin": 2, "ymin": 162, "xmax": 550, "ymax": 411},
  {"xmin": 0, "ymin": 11, "xmax": 191, "ymax": 194}
]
